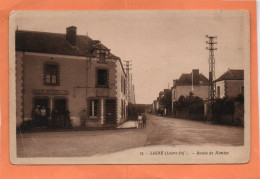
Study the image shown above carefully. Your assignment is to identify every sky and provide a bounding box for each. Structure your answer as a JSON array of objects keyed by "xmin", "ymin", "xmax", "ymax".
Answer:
[{"xmin": 12, "ymin": 10, "xmax": 249, "ymax": 104}]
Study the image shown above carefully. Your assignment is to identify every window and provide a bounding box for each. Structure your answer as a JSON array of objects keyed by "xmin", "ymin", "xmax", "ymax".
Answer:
[
  {"xmin": 121, "ymin": 100, "xmax": 125, "ymax": 117},
  {"xmin": 121, "ymin": 76, "xmax": 123, "ymax": 92},
  {"xmin": 124, "ymin": 79, "xmax": 126, "ymax": 95},
  {"xmin": 97, "ymin": 69, "xmax": 108, "ymax": 87},
  {"xmin": 44, "ymin": 64, "xmax": 58, "ymax": 85},
  {"xmin": 217, "ymin": 86, "xmax": 220, "ymax": 98},
  {"xmin": 123, "ymin": 100, "xmax": 125, "ymax": 117},
  {"xmin": 99, "ymin": 53, "xmax": 106, "ymax": 62},
  {"xmin": 172, "ymin": 90, "xmax": 176, "ymax": 100},
  {"xmin": 89, "ymin": 100, "xmax": 98, "ymax": 117},
  {"xmin": 121, "ymin": 100, "xmax": 123, "ymax": 117}
]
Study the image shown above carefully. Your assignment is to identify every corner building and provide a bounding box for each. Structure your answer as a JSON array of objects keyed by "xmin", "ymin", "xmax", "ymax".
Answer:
[{"xmin": 16, "ymin": 26, "xmax": 128, "ymax": 127}]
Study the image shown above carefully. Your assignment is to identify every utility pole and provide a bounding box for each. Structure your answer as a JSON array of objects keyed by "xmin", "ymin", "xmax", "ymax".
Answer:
[
  {"xmin": 125, "ymin": 60, "xmax": 132, "ymax": 75},
  {"xmin": 124, "ymin": 60, "xmax": 132, "ymax": 103},
  {"xmin": 206, "ymin": 35, "xmax": 217, "ymax": 120}
]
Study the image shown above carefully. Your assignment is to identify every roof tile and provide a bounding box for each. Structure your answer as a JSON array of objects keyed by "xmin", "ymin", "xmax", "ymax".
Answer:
[
  {"xmin": 214, "ymin": 69, "xmax": 244, "ymax": 82},
  {"xmin": 176, "ymin": 72, "xmax": 209, "ymax": 86},
  {"xmin": 15, "ymin": 30, "xmax": 109, "ymax": 57}
]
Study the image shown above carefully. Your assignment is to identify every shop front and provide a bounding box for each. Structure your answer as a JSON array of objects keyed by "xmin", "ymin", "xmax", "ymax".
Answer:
[{"xmin": 31, "ymin": 89, "xmax": 70, "ymax": 128}]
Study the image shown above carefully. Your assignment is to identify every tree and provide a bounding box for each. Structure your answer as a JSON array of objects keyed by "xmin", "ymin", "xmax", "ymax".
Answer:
[
  {"xmin": 159, "ymin": 90, "xmax": 172, "ymax": 115},
  {"xmin": 177, "ymin": 95, "xmax": 187, "ymax": 108}
]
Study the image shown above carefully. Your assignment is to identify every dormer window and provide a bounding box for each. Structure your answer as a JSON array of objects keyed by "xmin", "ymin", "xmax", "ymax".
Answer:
[
  {"xmin": 100, "ymin": 53, "xmax": 106, "ymax": 62},
  {"xmin": 96, "ymin": 49, "xmax": 109, "ymax": 62},
  {"xmin": 92, "ymin": 41, "xmax": 110, "ymax": 62}
]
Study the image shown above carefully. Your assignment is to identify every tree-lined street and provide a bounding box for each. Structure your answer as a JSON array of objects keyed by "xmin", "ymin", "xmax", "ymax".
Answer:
[{"xmin": 17, "ymin": 114, "xmax": 244, "ymax": 157}]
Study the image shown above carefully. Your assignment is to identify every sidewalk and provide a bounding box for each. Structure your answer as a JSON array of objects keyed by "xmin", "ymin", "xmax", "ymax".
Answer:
[{"xmin": 117, "ymin": 120, "xmax": 137, "ymax": 129}]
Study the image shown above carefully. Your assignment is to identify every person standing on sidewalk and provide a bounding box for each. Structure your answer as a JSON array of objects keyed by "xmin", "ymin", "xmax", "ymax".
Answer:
[
  {"xmin": 137, "ymin": 113, "xmax": 143, "ymax": 128},
  {"xmin": 80, "ymin": 109, "xmax": 87, "ymax": 129}
]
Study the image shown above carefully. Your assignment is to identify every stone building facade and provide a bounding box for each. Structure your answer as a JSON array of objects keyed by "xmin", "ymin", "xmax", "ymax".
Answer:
[{"xmin": 15, "ymin": 26, "xmax": 128, "ymax": 127}]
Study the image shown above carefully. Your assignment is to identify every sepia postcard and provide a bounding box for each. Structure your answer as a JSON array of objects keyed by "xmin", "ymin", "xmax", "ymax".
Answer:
[{"xmin": 9, "ymin": 10, "xmax": 250, "ymax": 164}]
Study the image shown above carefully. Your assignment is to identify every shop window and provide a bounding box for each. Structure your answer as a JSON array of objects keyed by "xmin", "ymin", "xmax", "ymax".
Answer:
[
  {"xmin": 44, "ymin": 64, "xmax": 59, "ymax": 85},
  {"xmin": 97, "ymin": 69, "xmax": 108, "ymax": 87},
  {"xmin": 90, "ymin": 100, "xmax": 98, "ymax": 117},
  {"xmin": 32, "ymin": 97, "xmax": 50, "ymax": 118}
]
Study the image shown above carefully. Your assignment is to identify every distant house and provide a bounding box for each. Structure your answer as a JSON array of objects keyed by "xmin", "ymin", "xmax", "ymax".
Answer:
[
  {"xmin": 154, "ymin": 92, "xmax": 164, "ymax": 113},
  {"xmin": 214, "ymin": 69, "xmax": 244, "ymax": 98},
  {"xmin": 152, "ymin": 100, "xmax": 159, "ymax": 113},
  {"xmin": 152, "ymin": 89, "xmax": 171, "ymax": 115},
  {"xmin": 171, "ymin": 69, "xmax": 209, "ymax": 114},
  {"xmin": 172, "ymin": 69, "xmax": 209, "ymax": 101}
]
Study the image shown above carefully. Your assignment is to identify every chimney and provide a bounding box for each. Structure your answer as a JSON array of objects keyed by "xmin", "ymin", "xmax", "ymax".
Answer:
[
  {"xmin": 66, "ymin": 26, "xmax": 77, "ymax": 46},
  {"xmin": 192, "ymin": 69, "xmax": 199, "ymax": 86},
  {"xmin": 192, "ymin": 69, "xmax": 199, "ymax": 76},
  {"xmin": 173, "ymin": 79, "xmax": 177, "ymax": 87}
]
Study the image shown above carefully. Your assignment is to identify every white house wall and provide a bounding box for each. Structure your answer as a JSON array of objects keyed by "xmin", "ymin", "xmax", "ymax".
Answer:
[
  {"xmin": 175, "ymin": 85, "xmax": 208, "ymax": 100},
  {"xmin": 115, "ymin": 59, "xmax": 128, "ymax": 125},
  {"xmin": 215, "ymin": 80, "xmax": 225, "ymax": 98},
  {"xmin": 225, "ymin": 80, "xmax": 244, "ymax": 97}
]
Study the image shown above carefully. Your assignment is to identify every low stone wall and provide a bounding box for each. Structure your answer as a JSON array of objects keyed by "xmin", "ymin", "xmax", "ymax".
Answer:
[
  {"xmin": 175, "ymin": 107, "xmax": 205, "ymax": 121},
  {"xmin": 212, "ymin": 102, "xmax": 244, "ymax": 126},
  {"xmin": 234, "ymin": 102, "xmax": 244, "ymax": 126}
]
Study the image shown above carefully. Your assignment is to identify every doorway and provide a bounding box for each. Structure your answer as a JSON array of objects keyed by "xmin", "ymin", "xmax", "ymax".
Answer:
[
  {"xmin": 105, "ymin": 100, "xmax": 116, "ymax": 124},
  {"xmin": 54, "ymin": 98, "xmax": 67, "ymax": 114},
  {"xmin": 53, "ymin": 98, "xmax": 69, "ymax": 128}
]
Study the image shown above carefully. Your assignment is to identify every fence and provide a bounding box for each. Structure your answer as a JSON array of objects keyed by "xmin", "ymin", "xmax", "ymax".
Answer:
[
  {"xmin": 174, "ymin": 103, "xmax": 205, "ymax": 121},
  {"xmin": 210, "ymin": 95, "xmax": 244, "ymax": 126}
]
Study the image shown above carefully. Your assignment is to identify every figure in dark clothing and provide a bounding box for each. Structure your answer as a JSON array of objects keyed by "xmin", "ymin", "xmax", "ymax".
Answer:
[
  {"xmin": 80, "ymin": 109, "xmax": 87, "ymax": 129},
  {"xmin": 65, "ymin": 110, "xmax": 71, "ymax": 128},
  {"xmin": 137, "ymin": 113, "xmax": 143, "ymax": 128},
  {"xmin": 160, "ymin": 109, "xmax": 164, "ymax": 116},
  {"xmin": 51, "ymin": 109, "xmax": 58, "ymax": 128},
  {"xmin": 142, "ymin": 114, "xmax": 146, "ymax": 128},
  {"xmin": 32, "ymin": 105, "xmax": 41, "ymax": 126}
]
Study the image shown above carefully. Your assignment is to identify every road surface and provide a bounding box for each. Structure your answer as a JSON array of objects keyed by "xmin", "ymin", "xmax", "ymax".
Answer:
[
  {"xmin": 146, "ymin": 115, "xmax": 243, "ymax": 146},
  {"xmin": 17, "ymin": 114, "xmax": 243, "ymax": 157}
]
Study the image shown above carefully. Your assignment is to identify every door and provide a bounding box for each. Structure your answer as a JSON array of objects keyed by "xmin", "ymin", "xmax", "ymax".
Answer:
[
  {"xmin": 105, "ymin": 100, "xmax": 116, "ymax": 124},
  {"xmin": 54, "ymin": 99, "xmax": 67, "ymax": 114},
  {"xmin": 53, "ymin": 98, "xmax": 68, "ymax": 128}
]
